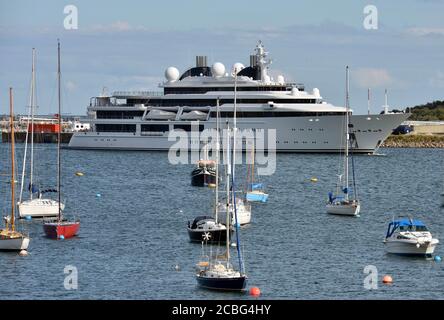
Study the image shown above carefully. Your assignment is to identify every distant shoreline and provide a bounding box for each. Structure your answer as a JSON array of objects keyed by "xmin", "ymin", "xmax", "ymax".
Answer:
[{"xmin": 382, "ymin": 135, "xmax": 444, "ymax": 148}]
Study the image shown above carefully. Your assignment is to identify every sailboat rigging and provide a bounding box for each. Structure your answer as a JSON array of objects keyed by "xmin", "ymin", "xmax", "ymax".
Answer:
[
  {"xmin": 0, "ymin": 88, "xmax": 31, "ymax": 251},
  {"xmin": 187, "ymin": 98, "xmax": 231, "ymax": 243},
  {"xmin": 195, "ymin": 69, "xmax": 247, "ymax": 291},
  {"xmin": 18, "ymin": 48, "xmax": 65, "ymax": 218},
  {"xmin": 42, "ymin": 40, "xmax": 80, "ymax": 239},
  {"xmin": 217, "ymin": 71, "xmax": 251, "ymax": 225},
  {"xmin": 326, "ymin": 66, "xmax": 361, "ymax": 216}
]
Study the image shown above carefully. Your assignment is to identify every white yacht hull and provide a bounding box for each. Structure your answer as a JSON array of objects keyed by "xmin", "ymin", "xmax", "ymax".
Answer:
[
  {"xmin": 18, "ymin": 199, "xmax": 65, "ymax": 218},
  {"xmin": 384, "ymin": 239, "xmax": 438, "ymax": 256},
  {"xmin": 67, "ymin": 113, "xmax": 409, "ymax": 153},
  {"xmin": 326, "ymin": 202, "xmax": 360, "ymax": 216},
  {"xmin": 218, "ymin": 202, "xmax": 251, "ymax": 226},
  {"xmin": 0, "ymin": 237, "xmax": 30, "ymax": 251}
]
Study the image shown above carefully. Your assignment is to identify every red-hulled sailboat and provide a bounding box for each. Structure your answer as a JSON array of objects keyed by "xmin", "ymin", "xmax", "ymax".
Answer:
[{"xmin": 43, "ymin": 40, "xmax": 80, "ymax": 239}]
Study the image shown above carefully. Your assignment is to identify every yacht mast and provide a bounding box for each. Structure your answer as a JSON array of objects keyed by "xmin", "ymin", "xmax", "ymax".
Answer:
[
  {"xmin": 232, "ymin": 72, "xmax": 237, "ymax": 181},
  {"xmin": 225, "ymin": 121, "xmax": 231, "ymax": 268},
  {"xmin": 19, "ymin": 49, "xmax": 34, "ymax": 203},
  {"xmin": 57, "ymin": 40, "xmax": 62, "ymax": 222},
  {"xmin": 10, "ymin": 87, "xmax": 16, "ymax": 231},
  {"xmin": 30, "ymin": 48, "xmax": 35, "ymax": 199},
  {"xmin": 214, "ymin": 98, "xmax": 219, "ymax": 223},
  {"xmin": 345, "ymin": 66, "xmax": 349, "ymax": 201}
]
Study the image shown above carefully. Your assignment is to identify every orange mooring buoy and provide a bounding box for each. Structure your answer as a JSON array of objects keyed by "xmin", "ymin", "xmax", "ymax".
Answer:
[
  {"xmin": 249, "ymin": 287, "xmax": 261, "ymax": 297},
  {"xmin": 382, "ymin": 275, "xmax": 393, "ymax": 284}
]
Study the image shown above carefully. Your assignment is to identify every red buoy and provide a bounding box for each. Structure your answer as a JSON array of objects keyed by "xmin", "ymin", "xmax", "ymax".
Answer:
[
  {"xmin": 382, "ymin": 275, "xmax": 393, "ymax": 284},
  {"xmin": 249, "ymin": 287, "xmax": 261, "ymax": 297}
]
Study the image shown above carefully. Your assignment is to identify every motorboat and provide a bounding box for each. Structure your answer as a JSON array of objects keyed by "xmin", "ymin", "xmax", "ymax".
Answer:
[{"xmin": 383, "ymin": 217, "xmax": 439, "ymax": 257}]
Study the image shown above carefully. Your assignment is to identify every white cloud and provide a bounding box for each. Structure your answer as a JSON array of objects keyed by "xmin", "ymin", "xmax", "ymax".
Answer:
[
  {"xmin": 88, "ymin": 21, "xmax": 147, "ymax": 33},
  {"xmin": 353, "ymin": 68, "xmax": 394, "ymax": 88},
  {"xmin": 405, "ymin": 27, "xmax": 444, "ymax": 36}
]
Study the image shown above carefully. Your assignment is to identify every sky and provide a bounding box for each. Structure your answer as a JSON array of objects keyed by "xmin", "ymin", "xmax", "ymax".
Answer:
[{"xmin": 0, "ymin": 0, "xmax": 443, "ymax": 116}]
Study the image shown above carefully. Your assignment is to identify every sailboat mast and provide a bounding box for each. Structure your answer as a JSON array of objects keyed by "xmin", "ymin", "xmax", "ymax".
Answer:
[
  {"xmin": 251, "ymin": 138, "xmax": 255, "ymax": 187},
  {"xmin": 232, "ymin": 72, "xmax": 238, "ymax": 182},
  {"xmin": 214, "ymin": 98, "xmax": 219, "ymax": 223},
  {"xmin": 345, "ymin": 66, "xmax": 349, "ymax": 201},
  {"xmin": 19, "ymin": 50, "xmax": 34, "ymax": 204},
  {"xmin": 225, "ymin": 122, "xmax": 231, "ymax": 267},
  {"xmin": 10, "ymin": 87, "xmax": 16, "ymax": 231},
  {"xmin": 57, "ymin": 40, "xmax": 62, "ymax": 221},
  {"xmin": 231, "ymin": 70, "xmax": 244, "ymax": 274},
  {"xmin": 30, "ymin": 48, "xmax": 35, "ymax": 200}
]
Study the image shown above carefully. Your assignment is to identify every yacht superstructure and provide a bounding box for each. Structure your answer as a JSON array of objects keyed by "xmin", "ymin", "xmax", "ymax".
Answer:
[{"xmin": 68, "ymin": 42, "xmax": 409, "ymax": 153}]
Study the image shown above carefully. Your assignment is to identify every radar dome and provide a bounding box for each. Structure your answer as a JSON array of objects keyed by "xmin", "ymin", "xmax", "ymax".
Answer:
[
  {"xmin": 212, "ymin": 62, "xmax": 225, "ymax": 78},
  {"xmin": 277, "ymin": 75, "xmax": 285, "ymax": 84},
  {"xmin": 165, "ymin": 67, "xmax": 180, "ymax": 82},
  {"xmin": 313, "ymin": 88, "xmax": 320, "ymax": 97},
  {"xmin": 232, "ymin": 62, "xmax": 245, "ymax": 75}
]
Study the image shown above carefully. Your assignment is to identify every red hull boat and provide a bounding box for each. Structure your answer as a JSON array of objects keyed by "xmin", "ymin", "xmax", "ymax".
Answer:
[
  {"xmin": 43, "ymin": 221, "xmax": 80, "ymax": 239},
  {"xmin": 42, "ymin": 41, "xmax": 80, "ymax": 240}
]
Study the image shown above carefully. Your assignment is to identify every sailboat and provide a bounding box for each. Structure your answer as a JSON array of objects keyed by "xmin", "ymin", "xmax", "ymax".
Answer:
[
  {"xmin": 43, "ymin": 40, "xmax": 80, "ymax": 239},
  {"xmin": 18, "ymin": 48, "xmax": 65, "ymax": 218},
  {"xmin": 195, "ymin": 102, "xmax": 247, "ymax": 291},
  {"xmin": 0, "ymin": 88, "xmax": 31, "ymax": 251},
  {"xmin": 188, "ymin": 99, "xmax": 231, "ymax": 243},
  {"xmin": 245, "ymin": 139, "xmax": 268, "ymax": 203},
  {"xmin": 326, "ymin": 66, "xmax": 361, "ymax": 216},
  {"xmin": 191, "ymin": 140, "xmax": 217, "ymax": 187}
]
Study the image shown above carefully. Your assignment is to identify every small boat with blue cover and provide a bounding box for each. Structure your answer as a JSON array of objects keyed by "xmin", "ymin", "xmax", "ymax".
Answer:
[{"xmin": 383, "ymin": 217, "xmax": 439, "ymax": 257}]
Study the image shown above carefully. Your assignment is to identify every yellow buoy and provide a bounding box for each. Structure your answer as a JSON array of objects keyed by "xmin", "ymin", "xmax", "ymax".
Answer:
[
  {"xmin": 208, "ymin": 183, "xmax": 216, "ymax": 188},
  {"xmin": 75, "ymin": 172, "xmax": 84, "ymax": 176},
  {"xmin": 310, "ymin": 177, "xmax": 318, "ymax": 182}
]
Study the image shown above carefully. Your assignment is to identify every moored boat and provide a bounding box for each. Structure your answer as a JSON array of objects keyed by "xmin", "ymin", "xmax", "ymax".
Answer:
[
  {"xmin": 0, "ymin": 88, "xmax": 30, "ymax": 251},
  {"xmin": 187, "ymin": 216, "xmax": 230, "ymax": 243},
  {"xmin": 196, "ymin": 73, "xmax": 248, "ymax": 291},
  {"xmin": 326, "ymin": 66, "xmax": 361, "ymax": 217},
  {"xmin": 42, "ymin": 41, "xmax": 80, "ymax": 240},
  {"xmin": 191, "ymin": 160, "xmax": 217, "ymax": 187},
  {"xmin": 384, "ymin": 217, "xmax": 439, "ymax": 257},
  {"xmin": 18, "ymin": 48, "xmax": 64, "ymax": 218}
]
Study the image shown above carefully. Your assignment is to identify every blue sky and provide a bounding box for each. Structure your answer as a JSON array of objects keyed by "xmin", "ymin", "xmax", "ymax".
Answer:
[{"xmin": 1, "ymin": 0, "xmax": 443, "ymax": 115}]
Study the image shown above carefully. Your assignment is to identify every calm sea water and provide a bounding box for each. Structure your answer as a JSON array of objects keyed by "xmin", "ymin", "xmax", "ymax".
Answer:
[{"xmin": 0, "ymin": 142, "xmax": 443, "ymax": 300}]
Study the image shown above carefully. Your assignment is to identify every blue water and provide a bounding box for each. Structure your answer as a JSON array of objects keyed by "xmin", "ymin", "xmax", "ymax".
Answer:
[{"xmin": 0, "ymin": 143, "xmax": 443, "ymax": 299}]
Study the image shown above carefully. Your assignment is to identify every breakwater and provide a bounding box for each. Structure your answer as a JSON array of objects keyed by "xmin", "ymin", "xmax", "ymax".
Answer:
[{"xmin": 382, "ymin": 134, "xmax": 444, "ymax": 148}]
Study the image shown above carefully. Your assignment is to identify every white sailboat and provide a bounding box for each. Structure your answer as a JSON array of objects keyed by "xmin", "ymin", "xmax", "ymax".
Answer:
[
  {"xmin": 326, "ymin": 66, "xmax": 361, "ymax": 216},
  {"xmin": 0, "ymin": 88, "xmax": 30, "ymax": 251},
  {"xmin": 18, "ymin": 48, "xmax": 65, "ymax": 218}
]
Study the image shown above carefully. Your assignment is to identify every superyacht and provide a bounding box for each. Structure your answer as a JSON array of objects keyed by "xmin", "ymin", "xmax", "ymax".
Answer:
[{"xmin": 68, "ymin": 41, "xmax": 409, "ymax": 153}]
